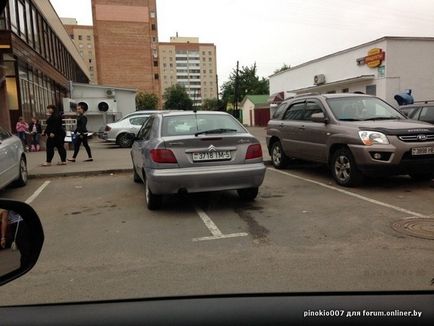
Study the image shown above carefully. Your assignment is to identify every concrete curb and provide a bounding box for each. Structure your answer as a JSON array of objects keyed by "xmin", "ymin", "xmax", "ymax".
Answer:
[{"xmin": 28, "ymin": 168, "xmax": 133, "ymax": 179}]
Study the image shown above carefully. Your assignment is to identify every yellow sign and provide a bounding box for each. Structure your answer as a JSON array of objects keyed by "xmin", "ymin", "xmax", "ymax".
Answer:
[{"xmin": 365, "ymin": 48, "xmax": 385, "ymax": 68}]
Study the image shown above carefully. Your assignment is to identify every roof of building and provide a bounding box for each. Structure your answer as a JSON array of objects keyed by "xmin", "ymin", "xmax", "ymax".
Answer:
[
  {"xmin": 72, "ymin": 82, "xmax": 137, "ymax": 93},
  {"xmin": 241, "ymin": 95, "xmax": 269, "ymax": 108},
  {"xmin": 269, "ymin": 36, "xmax": 434, "ymax": 78}
]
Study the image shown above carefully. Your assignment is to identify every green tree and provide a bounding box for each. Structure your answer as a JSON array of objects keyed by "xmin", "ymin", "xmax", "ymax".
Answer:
[
  {"xmin": 273, "ymin": 63, "xmax": 291, "ymax": 74},
  {"xmin": 163, "ymin": 84, "xmax": 193, "ymax": 110},
  {"xmin": 221, "ymin": 63, "xmax": 269, "ymax": 110},
  {"xmin": 202, "ymin": 98, "xmax": 224, "ymax": 111},
  {"xmin": 135, "ymin": 92, "xmax": 159, "ymax": 110}
]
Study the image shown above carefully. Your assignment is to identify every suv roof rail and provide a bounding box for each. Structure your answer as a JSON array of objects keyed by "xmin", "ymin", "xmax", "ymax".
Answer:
[
  {"xmin": 414, "ymin": 100, "xmax": 434, "ymax": 104},
  {"xmin": 294, "ymin": 92, "xmax": 321, "ymax": 98}
]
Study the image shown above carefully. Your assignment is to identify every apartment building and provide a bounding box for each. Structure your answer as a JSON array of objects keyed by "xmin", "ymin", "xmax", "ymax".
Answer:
[
  {"xmin": 159, "ymin": 36, "xmax": 217, "ymax": 107},
  {"xmin": 61, "ymin": 18, "xmax": 98, "ymax": 84},
  {"xmin": 91, "ymin": 0, "xmax": 160, "ymax": 98}
]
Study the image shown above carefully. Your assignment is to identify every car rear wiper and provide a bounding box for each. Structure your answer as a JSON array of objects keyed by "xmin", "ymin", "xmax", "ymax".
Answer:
[
  {"xmin": 195, "ymin": 128, "xmax": 238, "ymax": 136},
  {"xmin": 363, "ymin": 117, "xmax": 400, "ymax": 121}
]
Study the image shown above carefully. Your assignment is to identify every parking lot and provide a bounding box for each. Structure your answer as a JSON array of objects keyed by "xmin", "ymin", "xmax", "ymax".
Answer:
[{"xmin": 1, "ymin": 146, "xmax": 433, "ymax": 305}]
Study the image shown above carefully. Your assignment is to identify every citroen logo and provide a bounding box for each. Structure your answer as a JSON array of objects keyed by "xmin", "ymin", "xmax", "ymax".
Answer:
[
  {"xmin": 208, "ymin": 145, "xmax": 217, "ymax": 152},
  {"xmin": 417, "ymin": 134, "xmax": 427, "ymax": 141}
]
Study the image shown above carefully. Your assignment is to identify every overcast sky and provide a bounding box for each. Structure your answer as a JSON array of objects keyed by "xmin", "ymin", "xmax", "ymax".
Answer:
[{"xmin": 50, "ymin": 0, "xmax": 434, "ymax": 86}]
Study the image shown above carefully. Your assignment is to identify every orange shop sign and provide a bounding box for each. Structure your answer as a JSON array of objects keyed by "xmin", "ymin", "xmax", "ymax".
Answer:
[{"xmin": 364, "ymin": 48, "xmax": 385, "ymax": 68}]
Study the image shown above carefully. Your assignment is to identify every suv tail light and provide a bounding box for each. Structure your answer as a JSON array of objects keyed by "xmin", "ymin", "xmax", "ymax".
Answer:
[
  {"xmin": 104, "ymin": 125, "xmax": 111, "ymax": 132},
  {"xmin": 150, "ymin": 149, "xmax": 178, "ymax": 163},
  {"xmin": 245, "ymin": 144, "xmax": 262, "ymax": 160}
]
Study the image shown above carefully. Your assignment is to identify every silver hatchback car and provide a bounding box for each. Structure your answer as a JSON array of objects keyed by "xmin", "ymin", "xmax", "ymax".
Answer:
[
  {"xmin": 131, "ymin": 111, "xmax": 266, "ymax": 210},
  {"xmin": 0, "ymin": 126, "xmax": 28, "ymax": 190}
]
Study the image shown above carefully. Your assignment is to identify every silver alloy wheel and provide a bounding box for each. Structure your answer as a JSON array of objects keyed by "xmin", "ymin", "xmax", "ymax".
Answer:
[
  {"xmin": 272, "ymin": 145, "xmax": 282, "ymax": 166},
  {"xmin": 334, "ymin": 155, "xmax": 351, "ymax": 182},
  {"xmin": 118, "ymin": 134, "xmax": 132, "ymax": 148},
  {"xmin": 20, "ymin": 158, "xmax": 28, "ymax": 183}
]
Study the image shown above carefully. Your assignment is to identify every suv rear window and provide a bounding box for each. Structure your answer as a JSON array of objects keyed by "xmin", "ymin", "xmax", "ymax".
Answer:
[
  {"xmin": 162, "ymin": 114, "xmax": 246, "ymax": 136},
  {"xmin": 327, "ymin": 97, "xmax": 403, "ymax": 121}
]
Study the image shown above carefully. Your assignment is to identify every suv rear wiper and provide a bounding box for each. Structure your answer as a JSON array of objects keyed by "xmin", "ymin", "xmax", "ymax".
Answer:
[
  {"xmin": 195, "ymin": 128, "xmax": 238, "ymax": 137},
  {"xmin": 363, "ymin": 117, "xmax": 400, "ymax": 121}
]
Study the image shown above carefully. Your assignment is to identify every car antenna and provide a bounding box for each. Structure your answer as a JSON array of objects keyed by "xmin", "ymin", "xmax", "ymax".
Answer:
[{"xmin": 194, "ymin": 107, "xmax": 199, "ymax": 135}]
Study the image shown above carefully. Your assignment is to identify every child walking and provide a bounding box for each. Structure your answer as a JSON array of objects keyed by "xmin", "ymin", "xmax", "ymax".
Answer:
[
  {"xmin": 15, "ymin": 117, "xmax": 29, "ymax": 150},
  {"xmin": 28, "ymin": 117, "xmax": 42, "ymax": 152}
]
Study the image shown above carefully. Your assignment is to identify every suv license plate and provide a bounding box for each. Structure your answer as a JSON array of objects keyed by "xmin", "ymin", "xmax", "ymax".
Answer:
[
  {"xmin": 411, "ymin": 146, "xmax": 434, "ymax": 156},
  {"xmin": 193, "ymin": 151, "xmax": 231, "ymax": 161}
]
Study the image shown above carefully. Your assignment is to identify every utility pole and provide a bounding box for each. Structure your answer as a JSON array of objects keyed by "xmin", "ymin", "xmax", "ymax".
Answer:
[{"xmin": 234, "ymin": 61, "xmax": 239, "ymax": 118}]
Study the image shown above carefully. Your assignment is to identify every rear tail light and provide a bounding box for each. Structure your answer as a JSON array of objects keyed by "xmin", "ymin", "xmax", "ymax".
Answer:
[
  {"xmin": 150, "ymin": 149, "xmax": 178, "ymax": 163},
  {"xmin": 245, "ymin": 144, "xmax": 262, "ymax": 160},
  {"xmin": 104, "ymin": 125, "xmax": 111, "ymax": 131}
]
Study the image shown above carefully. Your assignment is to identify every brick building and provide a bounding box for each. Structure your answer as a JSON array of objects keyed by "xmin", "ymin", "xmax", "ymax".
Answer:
[
  {"xmin": 159, "ymin": 35, "xmax": 218, "ymax": 107},
  {"xmin": 91, "ymin": 0, "xmax": 160, "ymax": 99},
  {"xmin": 61, "ymin": 18, "xmax": 98, "ymax": 84},
  {"xmin": 0, "ymin": 0, "xmax": 89, "ymax": 132}
]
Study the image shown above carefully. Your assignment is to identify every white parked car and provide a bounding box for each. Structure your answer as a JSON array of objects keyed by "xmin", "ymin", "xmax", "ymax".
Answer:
[
  {"xmin": 102, "ymin": 113, "xmax": 151, "ymax": 148},
  {"xmin": 0, "ymin": 126, "xmax": 28, "ymax": 189}
]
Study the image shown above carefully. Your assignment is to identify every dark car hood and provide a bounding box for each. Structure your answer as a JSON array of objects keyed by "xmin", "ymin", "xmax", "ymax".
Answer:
[{"xmin": 357, "ymin": 120, "xmax": 434, "ymax": 135}]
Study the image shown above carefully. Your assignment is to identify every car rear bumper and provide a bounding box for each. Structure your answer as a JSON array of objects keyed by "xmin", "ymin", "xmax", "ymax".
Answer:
[{"xmin": 147, "ymin": 163, "xmax": 266, "ymax": 194}]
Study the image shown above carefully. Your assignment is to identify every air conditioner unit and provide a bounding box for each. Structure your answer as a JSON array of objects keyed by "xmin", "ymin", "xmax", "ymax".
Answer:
[
  {"xmin": 105, "ymin": 89, "xmax": 116, "ymax": 98},
  {"xmin": 314, "ymin": 74, "xmax": 326, "ymax": 85},
  {"xmin": 62, "ymin": 98, "xmax": 77, "ymax": 113}
]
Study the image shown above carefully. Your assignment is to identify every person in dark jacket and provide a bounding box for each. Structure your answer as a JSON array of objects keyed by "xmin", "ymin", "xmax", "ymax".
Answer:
[
  {"xmin": 42, "ymin": 104, "xmax": 67, "ymax": 166},
  {"xmin": 68, "ymin": 103, "xmax": 93, "ymax": 162},
  {"xmin": 28, "ymin": 117, "xmax": 42, "ymax": 152}
]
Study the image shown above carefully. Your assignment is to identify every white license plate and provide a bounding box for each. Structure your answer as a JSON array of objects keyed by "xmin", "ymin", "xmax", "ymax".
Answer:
[
  {"xmin": 412, "ymin": 146, "xmax": 434, "ymax": 156},
  {"xmin": 192, "ymin": 151, "xmax": 231, "ymax": 161}
]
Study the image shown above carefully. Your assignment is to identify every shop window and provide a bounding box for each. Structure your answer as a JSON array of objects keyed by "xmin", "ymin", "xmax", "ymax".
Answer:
[
  {"xmin": 9, "ymin": 0, "xmax": 18, "ymax": 34},
  {"xmin": 17, "ymin": 1, "xmax": 26, "ymax": 39},
  {"xmin": 342, "ymin": 88, "xmax": 349, "ymax": 93}
]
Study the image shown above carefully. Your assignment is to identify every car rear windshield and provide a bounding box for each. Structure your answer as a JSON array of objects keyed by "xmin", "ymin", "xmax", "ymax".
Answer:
[
  {"xmin": 327, "ymin": 97, "xmax": 404, "ymax": 121},
  {"xmin": 162, "ymin": 114, "xmax": 246, "ymax": 137}
]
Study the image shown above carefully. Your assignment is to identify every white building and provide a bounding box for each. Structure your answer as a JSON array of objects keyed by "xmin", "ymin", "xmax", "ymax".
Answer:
[
  {"xmin": 63, "ymin": 83, "xmax": 137, "ymax": 132},
  {"xmin": 270, "ymin": 36, "xmax": 434, "ymax": 106}
]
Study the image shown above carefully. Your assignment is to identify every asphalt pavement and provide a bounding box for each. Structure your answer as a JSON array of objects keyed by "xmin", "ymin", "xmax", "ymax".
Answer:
[{"xmin": 1, "ymin": 127, "xmax": 433, "ymax": 306}]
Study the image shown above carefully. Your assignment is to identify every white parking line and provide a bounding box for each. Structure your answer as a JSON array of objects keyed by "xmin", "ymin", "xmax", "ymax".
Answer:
[
  {"xmin": 268, "ymin": 168, "xmax": 429, "ymax": 218},
  {"xmin": 25, "ymin": 181, "xmax": 51, "ymax": 204},
  {"xmin": 193, "ymin": 206, "xmax": 248, "ymax": 242}
]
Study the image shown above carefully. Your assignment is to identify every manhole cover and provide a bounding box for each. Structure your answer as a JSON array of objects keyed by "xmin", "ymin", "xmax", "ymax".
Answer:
[{"xmin": 392, "ymin": 218, "xmax": 434, "ymax": 240}]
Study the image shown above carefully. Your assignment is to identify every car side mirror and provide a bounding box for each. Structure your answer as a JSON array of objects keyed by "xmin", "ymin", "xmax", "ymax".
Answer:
[
  {"xmin": 311, "ymin": 112, "xmax": 328, "ymax": 123},
  {"xmin": 0, "ymin": 200, "xmax": 44, "ymax": 286}
]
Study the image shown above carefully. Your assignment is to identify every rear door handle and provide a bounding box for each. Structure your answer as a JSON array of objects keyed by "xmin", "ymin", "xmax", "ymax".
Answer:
[{"xmin": 298, "ymin": 125, "xmax": 305, "ymax": 130}]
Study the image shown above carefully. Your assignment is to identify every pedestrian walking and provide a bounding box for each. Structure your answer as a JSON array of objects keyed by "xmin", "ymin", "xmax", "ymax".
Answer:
[
  {"xmin": 42, "ymin": 104, "xmax": 67, "ymax": 166},
  {"xmin": 68, "ymin": 103, "xmax": 93, "ymax": 162},
  {"xmin": 15, "ymin": 117, "xmax": 29, "ymax": 151},
  {"xmin": 28, "ymin": 116, "xmax": 42, "ymax": 152}
]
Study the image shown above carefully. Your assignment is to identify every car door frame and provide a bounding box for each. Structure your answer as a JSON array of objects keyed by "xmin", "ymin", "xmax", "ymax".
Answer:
[
  {"xmin": 280, "ymin": 100, "xmax": 307, "ymax": 158},
  {"xmin": 0, "ymin": 128, "xmax": 19, "ymax": 189},
  {"xmin": 298, "ymin": 98, "xmax": 330, "ymax": 162},
  {"xmin": 131, "ymin": 116, "xmax": 156, "ymax": 180}
]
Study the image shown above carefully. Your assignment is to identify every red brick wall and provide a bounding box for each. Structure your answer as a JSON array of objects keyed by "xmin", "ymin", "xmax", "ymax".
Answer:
[{"xmin": 92, "ymin": 0, "xmax": 160, "ymax": 99}]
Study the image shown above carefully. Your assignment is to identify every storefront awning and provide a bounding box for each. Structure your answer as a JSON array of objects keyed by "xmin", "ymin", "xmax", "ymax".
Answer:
[{"xmin": 288, "ymin": 75, "xmax": 375, "ymax": 94}]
